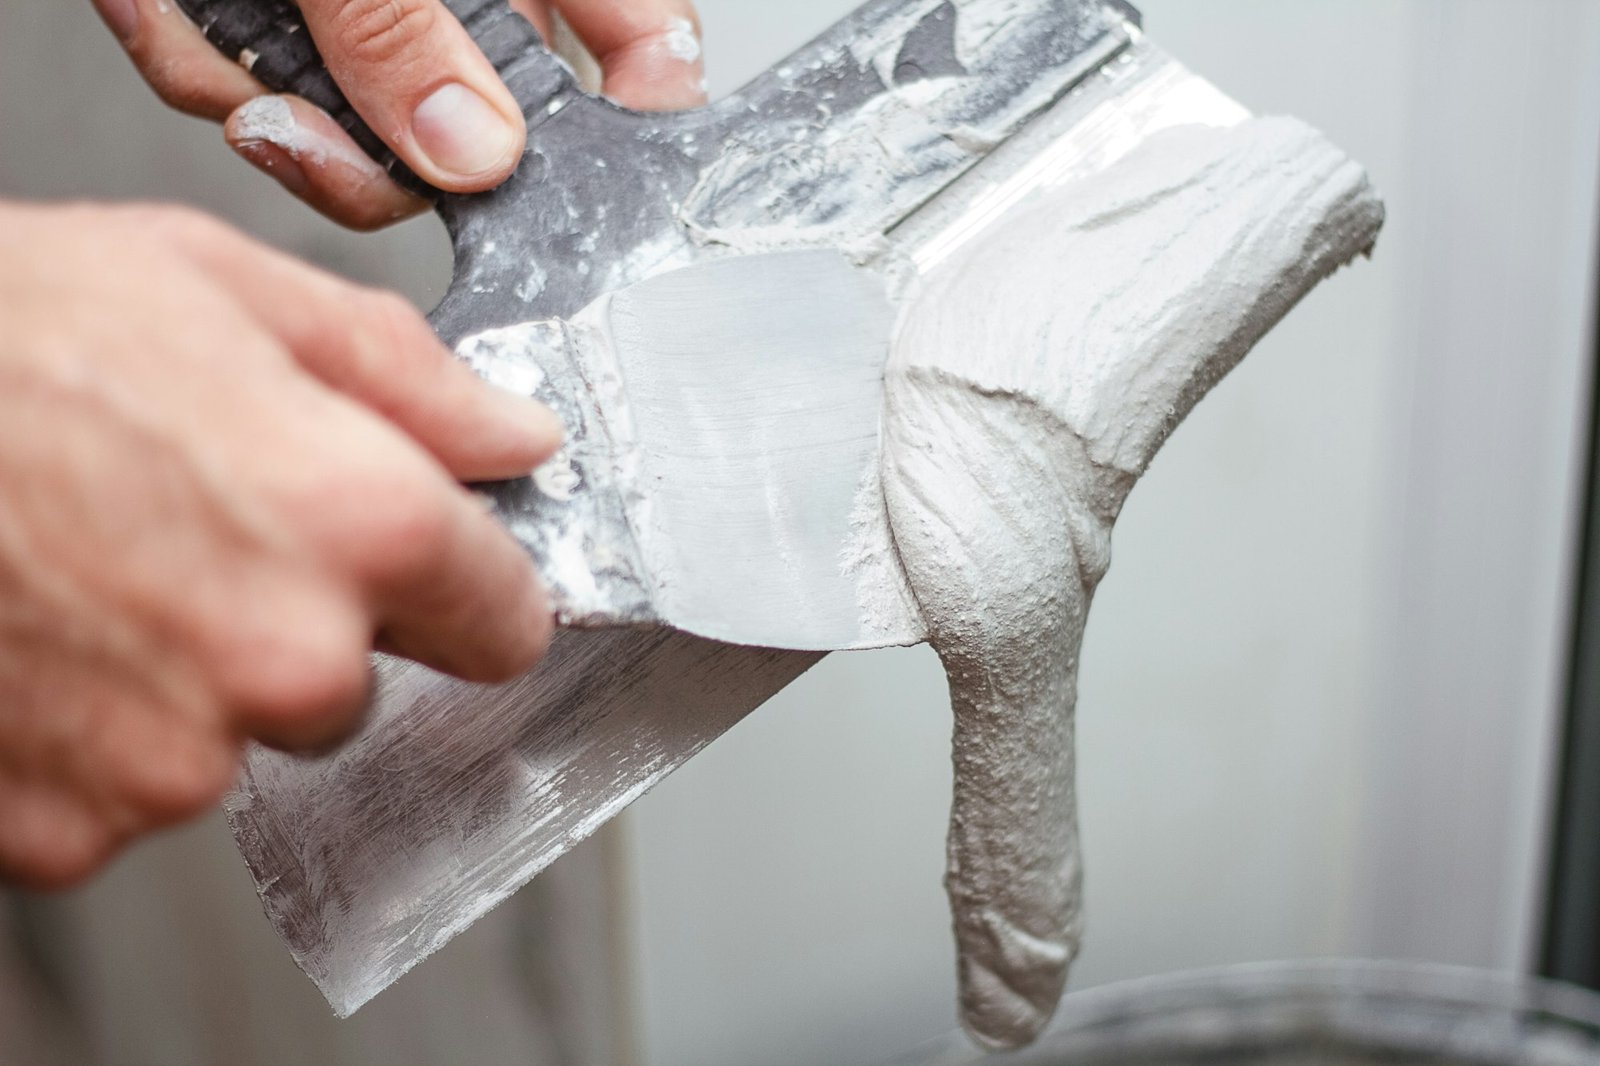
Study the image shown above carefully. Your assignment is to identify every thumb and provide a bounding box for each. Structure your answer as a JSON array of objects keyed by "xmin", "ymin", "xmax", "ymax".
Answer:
[{"xmin": 297, "ymin": 0, "xmax": 527, "ymax": 193}]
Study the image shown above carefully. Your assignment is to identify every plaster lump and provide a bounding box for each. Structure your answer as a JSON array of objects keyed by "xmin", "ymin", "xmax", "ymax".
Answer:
[{"xmin": 880, "ymin": 116, "xmax": 1385, "ymax": 1048}]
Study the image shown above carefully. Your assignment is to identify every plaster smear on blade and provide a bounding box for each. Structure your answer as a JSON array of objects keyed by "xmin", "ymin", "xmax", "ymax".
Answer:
[
  {"xmin": 598, "ymin": 251, "xmax": 895, "ymax": 650},
  {"xmin": 880, "ymin": 116, "xmax": 1384, "ymax": 1048},
  {"xmin": 682, "ymin": 78, "xmax": 968, "ymax": 252}
]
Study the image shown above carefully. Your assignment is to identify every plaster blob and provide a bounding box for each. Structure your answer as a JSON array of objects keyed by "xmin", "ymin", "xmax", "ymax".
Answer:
[{"xmin": 880, "ymin": 116, "xmax": 1385, "ymax": 1049}]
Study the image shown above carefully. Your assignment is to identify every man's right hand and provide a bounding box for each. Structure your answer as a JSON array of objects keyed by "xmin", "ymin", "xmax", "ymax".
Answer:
[
  {"xmin": 91, "ymin": 0, "xmax": 707, "ymax": 230},
  {"xmin": 0, "ymin": 201, "xmax": 561, "ymax": 889}
]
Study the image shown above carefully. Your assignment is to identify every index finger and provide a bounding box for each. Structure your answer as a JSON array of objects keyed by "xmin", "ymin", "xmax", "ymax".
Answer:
[
  {"xmin": 161, "ymin": 213, "xmax": 563, "ymax": 484},
  {"xmin": 359, "ymin": 455, "xmax": 553, "ymax": 683}
]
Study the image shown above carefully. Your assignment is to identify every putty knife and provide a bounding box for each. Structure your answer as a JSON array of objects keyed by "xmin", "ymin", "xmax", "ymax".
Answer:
[
  {"xmin": 178, "ymin": 0, "xmax": 1246, "ymax": 1017},
  {"xmin": 178, "ymin": 0, "xmax": 1137, "ymax": 653}
]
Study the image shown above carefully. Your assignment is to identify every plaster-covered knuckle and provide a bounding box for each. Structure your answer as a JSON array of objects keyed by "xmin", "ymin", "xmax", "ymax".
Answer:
[
  {"xmin": 326, "ymin": 0, "xmax": 440, "ymax": 70},
  {"xmin": 230, "ymin": 94, "xmax": 299, "ymax": 152},
  {"xmin": 619, "ymin": 16, "xmax": 704, "ymax": 68}
]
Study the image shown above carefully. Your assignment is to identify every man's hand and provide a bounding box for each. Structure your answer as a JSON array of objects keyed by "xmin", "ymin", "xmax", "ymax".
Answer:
[
  {"xmin": 0, "ymin": 201, "xmax": 561, "ymax": 889},
  {"xmin": 91, "ymin": 0, "xmax": 707, "ymax": 229}
]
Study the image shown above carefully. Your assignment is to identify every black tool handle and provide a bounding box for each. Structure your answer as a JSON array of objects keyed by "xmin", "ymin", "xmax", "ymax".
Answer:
[{"xmin": 173, "ymin": 0, "xmax": 573, "ymax": 199}]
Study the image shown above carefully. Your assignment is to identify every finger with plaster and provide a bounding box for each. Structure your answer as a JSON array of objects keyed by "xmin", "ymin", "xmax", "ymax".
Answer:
[
  {"xmin": 227, "ymin": 96, "xmax": 426, "ymax": 230},
  {"xmin": 548, "ymin": 0, "xmax": 709, "ymax": 109}
]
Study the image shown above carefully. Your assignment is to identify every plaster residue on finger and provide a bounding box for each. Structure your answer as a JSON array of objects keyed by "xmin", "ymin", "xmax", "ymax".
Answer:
[
  {"xmin": 231, "ymin": 96, "xmax": 296, "ymax": 150},
  {"xmin": 659, "ymin": 17, "xmax": 703, "ymax": 65},
  {"xmin": 879, "ymin": 116, "xmax": 1385, "ymax": 1049},
  {"xmin": 638, "ymin": 17, "xmax": 708, "ymax": 101},
  {"xmin": 230, "ymin": 96, "xmax": 371, "ymax": 174}
]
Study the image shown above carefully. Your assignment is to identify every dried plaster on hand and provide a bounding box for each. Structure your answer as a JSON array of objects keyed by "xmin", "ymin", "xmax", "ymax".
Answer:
[
  {"xmin": 639, "ymin": 16, "xmax": 708, "ymax": 98},
  {"xmin": 230, "ymin": 95, "xmax": 374, "ymax": 175},
  {"xmin": 880, "ymin": 116, "xmax": 1384, "ymax": 1049}
]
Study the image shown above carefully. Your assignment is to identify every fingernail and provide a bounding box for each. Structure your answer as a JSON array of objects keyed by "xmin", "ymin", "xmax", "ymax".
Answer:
[
  {"xmin": 411, "ymin": 84, "xmax": 521, "ymax": 180},
  {"xmin": 95, "ymin": 0, "xmax": 139, "ymax": 41},
  {"xmin": 233, "ymin": 140, "xmax": 310, "ymax": 196}
]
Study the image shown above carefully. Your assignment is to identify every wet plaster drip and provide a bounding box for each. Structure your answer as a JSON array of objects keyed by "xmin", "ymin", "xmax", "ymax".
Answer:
[{"xmin": 879, "ymin": 116, "xmax": 1385, "ymax": 1049}]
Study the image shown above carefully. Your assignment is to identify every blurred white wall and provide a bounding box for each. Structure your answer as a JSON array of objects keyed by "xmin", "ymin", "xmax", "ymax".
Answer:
[{"xmin": 622, "ymin": 3, "xmax": 1600, "ymax": 1065}]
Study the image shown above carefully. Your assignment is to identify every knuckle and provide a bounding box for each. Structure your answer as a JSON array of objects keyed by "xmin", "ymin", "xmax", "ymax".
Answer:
[
  {"xmin": 252, "ymin": 638, "xmax": 369, "ymax": 725},
  {"xmin": 124, "ymin": 738, "xmax": 238, "ymax": 826},
  {"xmin": 340, "ymin": 289, "xmax": 436, "ymax": 387},
  {"xmin": 279, "ymin": 455, "xmax": 448, "ymax": 581},
  {"xmin": 485, "ymin": 586, "xmax": 551, "ymax": 683},
  {"xmin": 220, "ymin": 600, "xmax": 373, "ymax": 750},
  {"xmin": 364, "ymin": 483, "xmax": 454, "ymax": 580},
  {"xmin": 0, "ymin": 802, "xmax": 113, "ymax": 892},
  {"xmin": 6, "ymin": 848, "xmax": 99, "ymax": 893},
  {"xmin": 365, "ymin": 288, "xmax": 426, "ymax": 329},
  {"xmin": 209, "ymin": 582, "xmax": 374, "ymax": 745},
  {"xmin": 126, "ymin": 202, "xmax": 228, "ymax": 254},
  {"xmin": 362, "ymin": 290, "xmax": 432, "ymax": 358},
  {"xmin": 331, "ymin": 0, "xmax": 440, "ymax": 68},
  {"xmin": 138, "ymin": 57, "xmax": 235, "ymax": 120}
]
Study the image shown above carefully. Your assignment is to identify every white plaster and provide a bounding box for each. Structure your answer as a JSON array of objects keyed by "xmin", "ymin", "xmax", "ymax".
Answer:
[
  {"xmin": 230, "ymin": 95, "xmax": 372, "ymax": 173},
  {"xmin": 659, "ymin": 17, "xmax": 703, "ymax": 65},
  {"xmin": 595, "ymin": 250, "xmax": 896, "ymax": 650},
  {"xmin": 231, "ymin": 95, "xmax": 298, "ymax": 150},
  {"xmin": 880, "ymin": 116, "xmax": 1384, "ymax": 1048}
]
